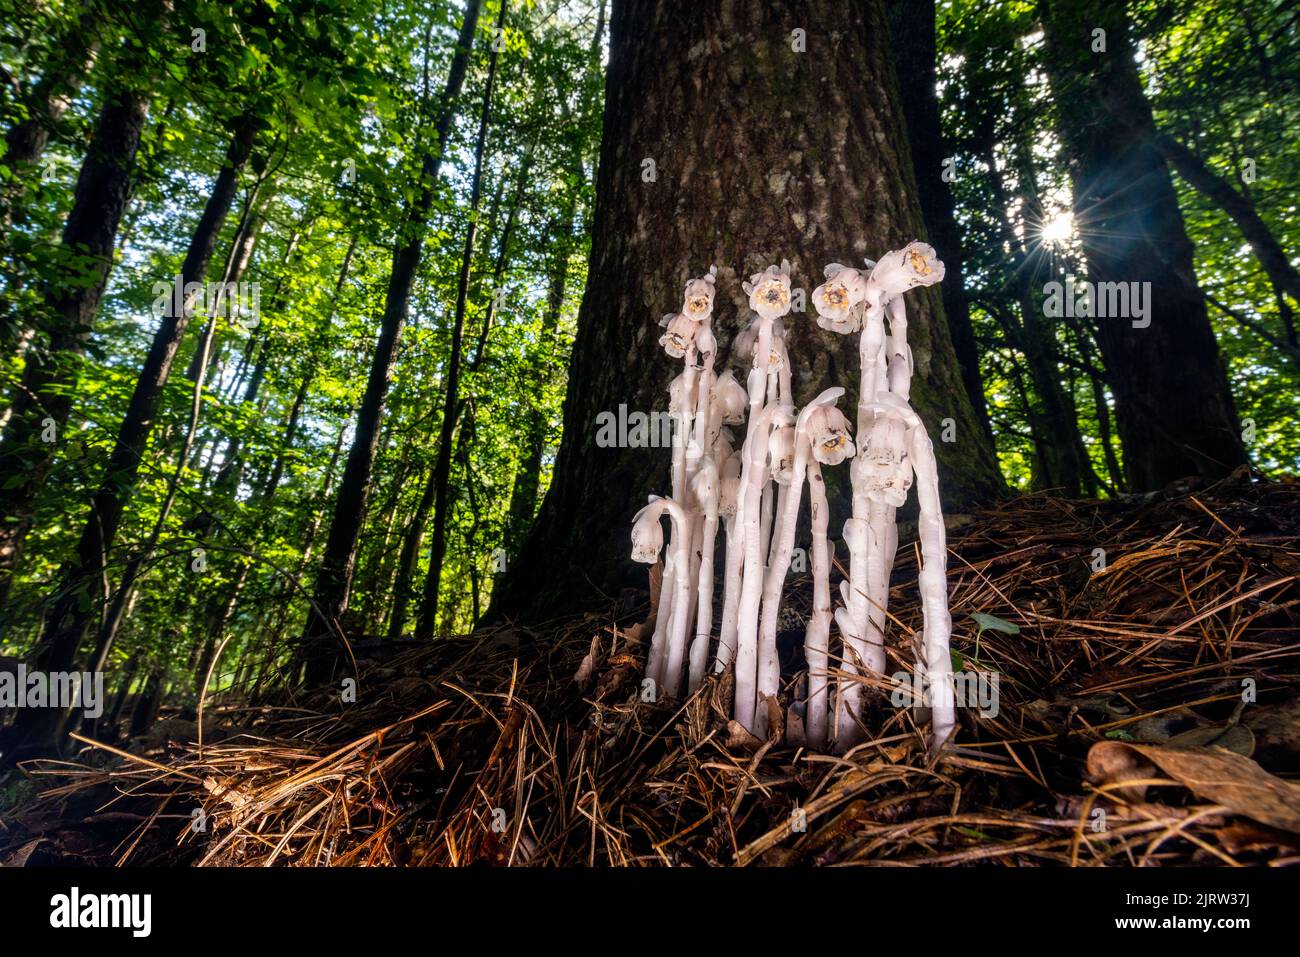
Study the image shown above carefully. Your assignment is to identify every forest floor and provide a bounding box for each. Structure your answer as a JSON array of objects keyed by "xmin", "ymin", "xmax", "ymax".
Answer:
[{"xmin": 4, "ymin": 469, "xmax": 1300, "ymax": 866}]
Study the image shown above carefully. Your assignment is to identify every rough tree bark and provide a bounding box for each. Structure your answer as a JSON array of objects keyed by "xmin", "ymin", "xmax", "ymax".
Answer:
[
  {"xmin": 496, "ymin": 0, "xmax": 1005, "ymax": 618},
  {"xmin": 1041, "ymin": 0, "xmax": 1248, "ymax": 489}
]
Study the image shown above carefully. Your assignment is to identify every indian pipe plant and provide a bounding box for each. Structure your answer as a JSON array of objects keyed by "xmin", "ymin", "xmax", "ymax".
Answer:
[{"xmin": 631, "ymin": 244, "xmax": 955, "ymax": 752}]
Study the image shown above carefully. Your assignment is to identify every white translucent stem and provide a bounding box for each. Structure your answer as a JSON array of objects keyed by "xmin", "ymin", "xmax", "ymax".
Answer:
[
  {"xmin": 774, "ymin": 335, "xmax": 792, "ymax": 403},
  {"xmin": 759, "ymin": 476, "xmax": 774, "ymax": 564},
  {"xmin": 836, "ymin": 517, "xmax": 871, "ymax": 743},
  {"xmin": 909, "ymin": 422, "xmax": 956, "ymax": 750},
  {"xmin": 716, "ymin": 513, "xmax": 742, "ymax": 671},
  {"xmin": 659, "ymin": 498, "xmax": 694, "ymax": 698},
  {"xmin": 757, "ymin": 444, "xmax": 806, "ymax": 733},
  {"xmin": 646, "ymin": 550, "xmax": 674, "ymax": 687},
  {"xmin": 689, "ymin": 334, "xmax": 715, "ymax": 483},
  {"xmin": 671, "ymin": 345, "xmax": 698, "ymax": 503},
  {"xmin": 688, "ymin": 503, "xmax": 718, "ymax": 693},
  {"xmin": 862, "ymin": 297, "xmax": 912, "ymax": 676},
  {"xmin": 863, "ymin": 497, "xmax": 891, "ymax": 675},
  {"xmin": 730, "ymin": 319, "xmax": 773, "ymax": 727},
  {"xmin": 766, "ymin": 483, "xmax": 787, "ymax": 568},
  {"xmin": 804, "ymin": 459, "xmax": 832, "ymax": 746}
]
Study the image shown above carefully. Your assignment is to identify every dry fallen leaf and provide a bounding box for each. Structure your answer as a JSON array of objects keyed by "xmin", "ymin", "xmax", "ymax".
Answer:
[
  {"xmin": 1, "ymin": 837, "xmax": 43, "ymax": 867},
  {"xmin": 1087, "ymin": 740, "xmax": 1300, "ymax": 834},
  {"xmin": 573, "ymin": 633, "xmax": 600, "ymax": 688}
]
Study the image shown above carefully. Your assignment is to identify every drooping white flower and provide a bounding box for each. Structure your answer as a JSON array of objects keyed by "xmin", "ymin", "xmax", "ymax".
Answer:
[
  {"xmin": 768, "ymin": 423, "xmax": 797, "ymax": 485},
  {"xmin": 866, "ymin": 241, "xmax": 945, "ymax": 300},
  {"xmin": 742, "ymin": 260, "xmax": 793, "ymax": 321},
  {"xmin": 853, "ymin": 405, "xmax": 913, "ymax": 506},
  {"xmin": 682, "ymin": 266, "xmax": 718, "ymax": 319},
  {"xmin": 718, "ymin": 454, "xmax": 741, "ymax": 518},
  {"xmin": 805, "ymin": 404, "xmax": 856, "ymax": 465},
  {"xmin": 668, "ymin": 369, "xmax": 697, "ymax": 415},
  {"xmin": 630, "ymin": 500, "xmax": 666, "ymax": 563},
  {"xmin": 658, "ymin": 312, "xmax": 698, "ymax": 358},
  {"xmin": 712, "ymin": 370, "xmax": 747, "ymax": 424}
]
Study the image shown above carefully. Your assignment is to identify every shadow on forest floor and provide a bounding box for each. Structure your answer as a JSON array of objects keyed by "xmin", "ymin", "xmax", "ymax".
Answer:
[{"xmin": 4, "ymin": 470, "xmax": 1300, "ymax": 866}]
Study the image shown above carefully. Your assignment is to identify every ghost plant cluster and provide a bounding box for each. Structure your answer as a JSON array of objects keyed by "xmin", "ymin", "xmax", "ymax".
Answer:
[{"xmin": 631, "ymin": 244, "xmax": 956, "ymax": 752}]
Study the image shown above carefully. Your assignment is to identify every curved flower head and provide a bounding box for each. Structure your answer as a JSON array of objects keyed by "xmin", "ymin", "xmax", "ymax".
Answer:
[
  {"xmin": 690, "ymin": 458, "xmax": 718, "ymax": 515},
  {"xmin": 668, "ymin": 369, "xmax": 697, "ymax": 415},
  {"xmin": 812, "ymin": 263, "xmax": 869, "ymax": 334},
  {"xmin": 742, "ymin": 260, "xmax": 793, "ymax": 320},
  {"xmin": 805, "ymin": 404, "xmax": 856, "ymax": 466},
  {"xmin": 852, "ymin": 401, "xmax": 914, "ymax": 506},
  {"xmin": 718, "ymin": 455, "xmax": 741, "ymax": 518},
  {"xmin": 712, "ymin": 370, "xmax": 747, "ymax": 424},
  {"xmin": 867, "ymin": 241, "xmax": 945, "ymax": 301},
  {"xmin": 768, "ymin": 424, "xmax": 797, "ymax": 485},
  {"xmin": 630, "ymin": 500, "xmax": 666, "ymax": 563},
  {"xmin": 682, "ymin": 266, "xmax": 718, "ymax": 319},
  {"xmin": 712, "ymin": 426, "xmax": 735, "ymax": 470},
  {"xmin": 658, "ymin": 312, "xmax": 698, "ymax": 358}
]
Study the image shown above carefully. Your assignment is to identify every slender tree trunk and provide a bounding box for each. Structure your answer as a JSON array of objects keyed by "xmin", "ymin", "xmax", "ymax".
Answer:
[
  {"xmin": 0, "ymin": 84, "xmax": 150, "ymax": 602},
  {"xmin": 2, "ymin": 118, "xmax": 258, "ymax": 759},
  {"xmin": 1, "ymin": 5, "xmax": 101, "ymax": 221},
  {"xmin": 128, "ymin": 668, "xmax": 163, "ymax": 738},
  {"xmin": 417, "ymin": 2, "xmax": 509, "ymax": 639},
  {"xmin": 497, "ymin": 0, "xmax": 1004, "ymax": 618},
  {"xmin": 300, "ymin": 0, "xmax": 483, "ymax": 676},
  {"xmin": 1041, "ymin": 0, "xmax": 1248, "ymax": 489},
  {"xmin": 885, "ymin": 0, "xmax": 993, "ymax": 444},
  {"xmin": 1154, "ymin": 131, "xmax": 1300, "ymax": 306},
  {"xmin": 978, "ymin": 130, "xmax": 1096, "ymax": 496}
]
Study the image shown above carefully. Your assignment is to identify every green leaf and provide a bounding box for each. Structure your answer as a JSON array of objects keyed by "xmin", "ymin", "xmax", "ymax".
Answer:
[{"xmin": 970, "ymin": 612, "xmax": 1020, "ymax": 635}]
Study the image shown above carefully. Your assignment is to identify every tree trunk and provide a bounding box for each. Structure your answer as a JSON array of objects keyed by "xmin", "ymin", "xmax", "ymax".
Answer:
[
  {"xmin": 885, "ymin": 0, "xmax": 992, "ymax": 444},
  {"xmin": 497, "ymin": 0, "xmax": 1004, "ymax": 618},
  {"xmin": 416, "ymin": 0, "xmax": 509, "ymax": 641},
  {"xmin": 504, "ymin": 4, "xmax": 604, "ymax": 556},
  {"xmin": 300, "ymin": 0, "xmax": 483, "ymax": 674},
  {"xmin": 1040, "ymin": 0, "xmax": 1248, "ymax": 489},
  {"xmin": 1, "ymin": 4, "xmax": 102, "ymax": 232},
  {"xmin": 3, "ymin": 118, "xmax": 258, "ymax": 758},
  {"xmin": 1154, "ymin": 131, "xmax": 1300, "ymax": 307},
  {"xmin": 978, "ymin": 128, "xmax": 1097, "ymax": 496},
  {"xmin": 0, "ymin": 85, "xmax": 150, "ymax": 601}
]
